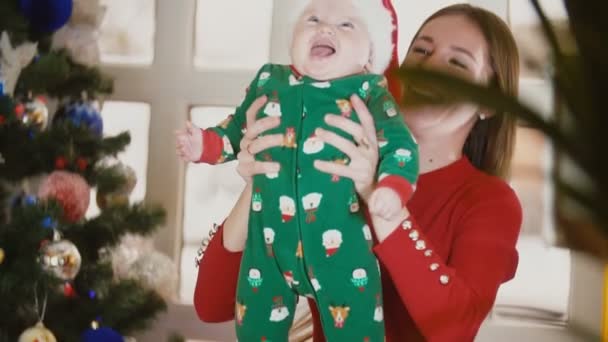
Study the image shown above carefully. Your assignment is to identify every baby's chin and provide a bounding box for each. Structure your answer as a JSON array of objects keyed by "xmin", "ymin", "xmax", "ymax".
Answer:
[{"xmin": 298, "ymin": 60, "xmax": 363, "ymax": 81}]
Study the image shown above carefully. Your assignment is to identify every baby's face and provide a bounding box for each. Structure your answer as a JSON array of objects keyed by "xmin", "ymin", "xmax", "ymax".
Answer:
[{"xmin": 291, "ymin": 0, "xmax": 371, "ymax": 81}]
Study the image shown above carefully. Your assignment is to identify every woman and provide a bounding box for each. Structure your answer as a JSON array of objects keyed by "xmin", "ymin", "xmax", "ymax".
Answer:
[{"xmin": 193, "ymin": 3, "xmax": 522, "ymax": 341}]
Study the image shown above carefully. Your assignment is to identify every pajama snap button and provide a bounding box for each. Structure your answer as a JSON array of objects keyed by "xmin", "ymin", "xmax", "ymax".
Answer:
[
  {"xmin": 429, "ymin": 263, "xmax": 439, "ymax": 271},
  {"xmin": 415, "ymin": 240, "xmax": 426, "ymax": 250},
  {"xmin": 439, "ymin": 275, "xmax": 450, "ymax": 285},
  {"xmin": 408, "ymin": 230, "xmax": 419, "ymax": 241},
  {"xmin": 424, "ymin": 249, "xmax": 433, "ymax": 257},
  {"xmin": 401, "ymin": 220, "xmax": 412, "ymax": 230}
]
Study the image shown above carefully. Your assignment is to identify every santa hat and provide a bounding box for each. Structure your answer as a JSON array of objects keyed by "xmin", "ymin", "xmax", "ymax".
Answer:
[
  {"xmin": 381, "ymin": 0, "xmax": 402, "ymax": 100},
  {"xmin": 289, "ymin": 0, "xmax": 400, "ymax": 84}
]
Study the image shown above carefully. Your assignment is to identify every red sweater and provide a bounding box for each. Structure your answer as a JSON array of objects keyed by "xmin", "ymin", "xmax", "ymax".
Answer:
[{"xmin": 194, "ymin": 157, "xmax": 522, "ymax": 341}]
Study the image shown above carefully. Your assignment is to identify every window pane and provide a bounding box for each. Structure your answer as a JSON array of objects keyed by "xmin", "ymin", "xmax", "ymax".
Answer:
[
  {"xmin": 86, "ymin": 102, "xmax": 151, "ymax": 218},
  {"xmin": 509, "ymin": 0, "xmax": 568, "ymax": 78},
  {"xmin": 179, "ymin": 106, "xmax": 246, "ymax": 303},
  {"xmin": 99, "ymin": 0, "xmax": 155, "ymax": 65},
  {"xmin": 194, "ymin": 0, "xmax": 273, "ymax": 69},
  {"xmin": 393, "ymin": 0, "xmax": 469, "ymax": 63}
]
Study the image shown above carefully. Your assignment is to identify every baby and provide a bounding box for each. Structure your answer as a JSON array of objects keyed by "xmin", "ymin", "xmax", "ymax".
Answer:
[{"xmin": 177, "ymin": 0, "xmax": 418, "ymax": 340}]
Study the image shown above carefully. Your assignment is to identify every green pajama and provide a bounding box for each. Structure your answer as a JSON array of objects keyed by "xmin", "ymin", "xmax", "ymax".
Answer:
[{"xmin": 208, "ymin": 64, "xmax": 418, "ymax": 341}]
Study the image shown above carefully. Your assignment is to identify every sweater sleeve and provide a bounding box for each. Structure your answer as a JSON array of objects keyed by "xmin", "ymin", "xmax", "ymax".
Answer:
[
  {"xmin": 193, "ymin": 223, "xmax": 244, "ymax": 322},
  {"xmin": 373, "ymin": 183, "xmax": 522, "ymax": 341},
  {"xmin": 198, "ymin": 63, "xmax": 273, "ymax": 164},
  {"xmin": 367, "ymin": 76, "xmax": 419, "ymax": 205}
]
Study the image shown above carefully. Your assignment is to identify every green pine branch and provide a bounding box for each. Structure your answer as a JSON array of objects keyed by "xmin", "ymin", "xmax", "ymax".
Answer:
[
  {"xmin": 0, "ymin": 0, "xmax": 31, "ymax": 47},
  {"xmin": 32, "ymin": 280, "xmax": 166, "ymax": 342},
  {"xmin": 64, "ymin": 203, "xmax": 166, "ymax": 263},
  {"xmin": 0, "ymin": 122, "xmax": 130, "ymax": 182},
  {"xmin": 17, "ymin": 50, "xmax": 114, "ymax": 99}
]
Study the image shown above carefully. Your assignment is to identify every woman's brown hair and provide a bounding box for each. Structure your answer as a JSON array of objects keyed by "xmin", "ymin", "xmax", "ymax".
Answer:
[{"xmin": 409, "ymin": 4, "xmax": 520, "ymax": 180}]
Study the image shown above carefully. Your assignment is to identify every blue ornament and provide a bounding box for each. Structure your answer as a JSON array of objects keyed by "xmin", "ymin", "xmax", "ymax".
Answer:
[
  {"xmin": 88, "ymin": 290, "xmax": 96, "ymax": 299},
  {"xmin": 53, "ymin": 101, "xmax": 103, "ymax": 137},
  {"xmin": 24, "ymin": 195, "xmax": 37, "ymax": 206},
  {"xmin": 82, "ymin": 327, "xmax": 124, "ymax": 342},
  {"xmin": 19, "ymin": 0, "xmax": 73, "ymax": 33},
  {"xmin": 41, "ymin": 216, "xmax": 55, "ymax": 229}
]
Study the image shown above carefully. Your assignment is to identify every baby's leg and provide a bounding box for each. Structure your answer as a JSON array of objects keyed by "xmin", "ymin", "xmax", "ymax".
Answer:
[
  {"xmin": 235, "ymin": 248, "xmax": 297, "ymax": 342},
  {"xmin": 313, "ymin": 261, "xmax": 385, "ymax": 341}
]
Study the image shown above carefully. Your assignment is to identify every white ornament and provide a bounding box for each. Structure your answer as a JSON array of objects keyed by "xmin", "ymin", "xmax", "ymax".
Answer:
[
  {"xmin": 128, "ymin": 250, "xmax": 178, "ymax": 301},
  {"xmin": 18, "ymin": 322, "xmax": 57, "ymax": 342}
]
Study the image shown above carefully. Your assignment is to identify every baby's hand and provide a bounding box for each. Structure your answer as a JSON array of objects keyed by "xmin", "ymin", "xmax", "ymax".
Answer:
[
  {"xmin": 369, "ymin": 187, "xmax": 402, "ymax": 221},
  {"xmin": 175, "ymin": 121, "xmax": 203, "ymax": 162}
]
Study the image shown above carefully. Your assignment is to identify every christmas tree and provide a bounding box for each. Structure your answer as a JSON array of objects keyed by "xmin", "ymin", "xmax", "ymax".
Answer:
[{"xmin": 0, "ymin": 0, "xmax": 169, "ymax": 341}]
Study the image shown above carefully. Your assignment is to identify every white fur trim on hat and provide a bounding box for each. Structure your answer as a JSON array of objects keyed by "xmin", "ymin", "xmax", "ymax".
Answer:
[{"xmin": 288, "ymin": 0, "xmax": 395, "ymax": 74}]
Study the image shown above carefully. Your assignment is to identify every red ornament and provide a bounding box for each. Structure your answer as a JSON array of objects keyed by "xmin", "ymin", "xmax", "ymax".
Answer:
[
  {"xmin": 55, "ymin": 157, "xmax": 67, "ymax": 169},
  {"xmin": 14, "ymin": 104, "xmax": 25, "ymax": 118},
  {"xmin": 38, "ymin": 171, "xmax": 91, "ymax": 223},
  {"xmin": 64, "ymin": 282, "xmax": 76, "ymax": 297},
  {"xmin": 0, "ymin": 115, "xmax": 5, "ymax": 124},
  {"xmin": 76, "ymin": 157, "xmax": 88, "ymax": 171}
]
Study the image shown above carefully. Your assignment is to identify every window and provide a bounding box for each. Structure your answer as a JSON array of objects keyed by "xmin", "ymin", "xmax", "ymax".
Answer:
[
  {"xmin": 179, "ymin": 107, "xmax": 246, "ymax": 302},
  {"xmin": 86, "ymin": 102, "xmax": 151, "ymax": 218},
  {"xmin": 99, "ymin": 0, "xmax": 155, "ymax": 65},
  {"xmin": 194, "ymin": 0, "xmax": 274, "ymax": 69}
]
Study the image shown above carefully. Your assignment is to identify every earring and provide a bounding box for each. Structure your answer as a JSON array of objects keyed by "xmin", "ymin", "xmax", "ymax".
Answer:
[{"xmin": 479, "ymin": 113, "xmax": 486, "ymax": 120}]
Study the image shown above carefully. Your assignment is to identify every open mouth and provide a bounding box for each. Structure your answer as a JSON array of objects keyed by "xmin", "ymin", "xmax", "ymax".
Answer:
[{"xmin": 310, "ymin": 37, "xmax": 336, "ymax": 58}]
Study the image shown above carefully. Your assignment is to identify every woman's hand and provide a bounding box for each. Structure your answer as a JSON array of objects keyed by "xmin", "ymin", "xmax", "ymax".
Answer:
[
  {"xmin": 313, "ymin": 94, "xmax": 379, "ymax": 203},
  {"xmin": 236, "ymin": 95, "xmax": 283, "ymax": 183}
]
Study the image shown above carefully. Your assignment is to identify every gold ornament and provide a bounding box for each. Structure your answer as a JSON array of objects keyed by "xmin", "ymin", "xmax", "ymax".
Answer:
[
  {"xmin": 18, "ymin": 322, "xmax": 57, "ymax": 342},
  {"xmin": 0, "ymin": 247, "xmax": 5, "ymax": 264},
  {"xmin": 97, "ymin": 162, "xmax": 137, "ymax": 209}
]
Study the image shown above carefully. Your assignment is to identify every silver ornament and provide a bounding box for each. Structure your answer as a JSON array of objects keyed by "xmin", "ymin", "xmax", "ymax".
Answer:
[
  {"xmin": 128, "ymin": 251, "xmax": 177, "ymax": 301},
  {"xmin": 110, "ymin": 233, "xmax": 154, "ymax": 279},
  {"xmin": 39, "ymin": 239, "xmax": 82, "ymax": 281},
  {"xmin": 20, "ymin": 97, "xmax": 49, "ymax": 130}
]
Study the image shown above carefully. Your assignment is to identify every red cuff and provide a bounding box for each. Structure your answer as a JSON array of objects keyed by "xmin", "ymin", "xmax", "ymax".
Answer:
[
  {"xmin": 198, "ymin": 129, "xmax": 223, "ymax": 164},
  {"xmin": 373, "ymin": 217, "xmax": 458, "ymax": 339},
  {"xmin": 376, "ymin": 175, "xmax": 414, "ymax": 206}
]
